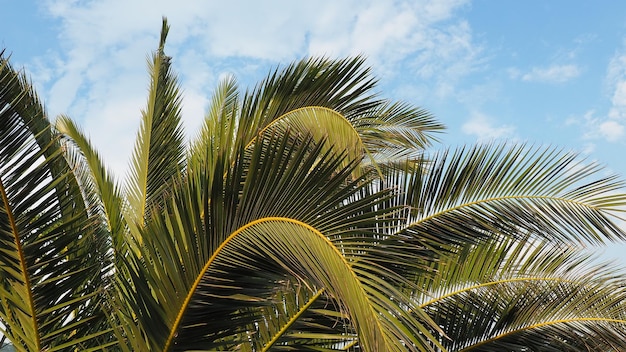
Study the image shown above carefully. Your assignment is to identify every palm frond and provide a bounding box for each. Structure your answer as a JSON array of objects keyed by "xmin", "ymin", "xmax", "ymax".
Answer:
[
  {"xmin": 247, "ymin": 283, "xmax": 358, "ymax": 351},
  {"xmin": 428, "ymin": 268, "xmax": 626, "ymax": 351},
  {"xmin": 357, "ymin": 101, "xmax": 444, "ymax": 161},
  {"xmin": 188, "ymin": 74, "xmax": 239, "ymax": 175},
  {"xmin": 233, "ymin": 58, "xmax": 444, "ymax": 175},
  {"xmin": 55, "ymin": 115, "xmax": 126, "ymax": 253},
  {"xmin": 119, "ymin": 127, "xmax": 445, "ymax": 351},
  {"xmin": 126, "ymin": 18, "xmax": 186, "ymax": 224},
  {"xmin": 402, "ymin": 144, "xmax": 626, "ymax": 247},
  {"xmin": 0, "ymin": 52, "xmax": 113, "ymax": 351},
  {"xmin": 410, "ymin": 230, "xmax": 626, "ymax": 351}
]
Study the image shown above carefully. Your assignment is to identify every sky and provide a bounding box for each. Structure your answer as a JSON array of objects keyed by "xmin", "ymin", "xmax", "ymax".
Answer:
[{"xmin": 1, "ymin": 0, "xmax": 626, "ymax": 263}]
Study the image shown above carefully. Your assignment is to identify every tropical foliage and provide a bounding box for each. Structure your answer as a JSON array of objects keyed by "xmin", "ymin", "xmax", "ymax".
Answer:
[{"xmin": 1, "ymin": 19, "xmax": 626, "ymax": 351}]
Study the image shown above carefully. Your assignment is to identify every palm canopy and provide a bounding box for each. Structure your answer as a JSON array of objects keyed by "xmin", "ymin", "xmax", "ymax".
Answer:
[{"xmin": 1, "ymin": 19, "xmax": 626, "ymax": 352}]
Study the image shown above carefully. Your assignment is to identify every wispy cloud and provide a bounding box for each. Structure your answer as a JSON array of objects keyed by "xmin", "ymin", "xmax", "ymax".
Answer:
[
  {"xmin": 28, "ymin": 0, "xmax": 477, "ymax": 178},
  {"xmin": 574, "ymin": 110, "xmax": 625, "ymax": 144},
  {"xmin": 569, "ymin": 40, "xmax": 626, "ymax": 145},
  {"xmin": 520, "ymin": 64, "xmax": 581, "ymax": 83},
  {"xmin": 598, "ymin": 120, "xmax": 625, "ymax": 141},
  {"xmin": 461, "ymin": 112, "xmax": 516, "ymax": 142}
]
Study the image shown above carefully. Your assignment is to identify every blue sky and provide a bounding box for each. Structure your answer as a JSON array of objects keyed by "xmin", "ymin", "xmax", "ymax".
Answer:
[{"xmin": 2, "ymin": 0, "xmax": 626, "ymax": 263}]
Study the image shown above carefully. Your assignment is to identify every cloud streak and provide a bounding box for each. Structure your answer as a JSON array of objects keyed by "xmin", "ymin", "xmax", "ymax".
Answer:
[
  {"xmin": 520, "ymin": 64, "xmax": 581, "ymax": 83},
  {"xmin": 574, "ymin": 41, "xmax": 626, "ymax": 145},
  {"xmin": 461, "ymin": 112, "xmax": 516, "ymax": 142}
]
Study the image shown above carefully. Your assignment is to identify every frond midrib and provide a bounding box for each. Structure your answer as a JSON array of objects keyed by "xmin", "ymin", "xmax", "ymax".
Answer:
[
  {"xmin": 413, "ymin": 194, "xmax": 594, "ymax": 227},
  {"xmin": 0, "ymin": 177, "xmax": 40, "ymax": 350},
  {"xmin": 261, "ymin": 288, "xmax": 325, "ymax": 351},
  {"xmin": 244, "ymin": 106, "xmax": 361, "ymax": 149},
  {"xmin": 163, "ymin": 216, "xmax": 390, "ymax": 351},
  {"xmin": 419, "ymin": 277, "xmax": 570, "ymax": 309},
  {"xmin": 457, "ymin": 317, "xmax": 626, "ymax": 352},
  {"xmin": 242, "ymin": 105, "xmax": 383, "ymax": 177}
]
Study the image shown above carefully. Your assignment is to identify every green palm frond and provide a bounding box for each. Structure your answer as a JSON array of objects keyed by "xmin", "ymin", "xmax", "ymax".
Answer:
[
  {"xmin": 126, "ymin": 18, "xmax": 186, "ymax": 224},
  {"xmin": 0, "ymin": 52, "xmax": 113, "ymax": 351},
  {"xmin": 247, "ymin": 282, "xmax": 357, "ymax": 351},
  {"xmin": 401, "ymin": 144, "xmax": 626, "ymax": 247},
  {"xmin": 119, "ymin": 128, "xmax": 444, "ymax": 351},
  {"xmin": 357, "ymin": 101, "xmax": 444, "ymax": 161},
  {"xmin": 55, "ymin": 115, "xmax": 126, "ymax": 253},
  {"xmin": 188, "ymin": 74, "xmax": 239, "ymax": 175},
  {"xmin": 243, "ymin": 106, "xmax": 371, "ymax": 176},
  {"xmin": 234, "ymin": 58, "xmax": 444, "ymax": 173},
  {"xmin": 412, "ymin": 230, "xmax": 626, "ymax": 351},
  {"xmin": 427, "ymin": 268, "xmax": 626, "ymax": 351},
  {"xmin": 174, "ymin": 217, "xmax": 422, "ymax": 351},
  {"xmin": 238, "ymin": 56, "xmax": 379, "ymax": 141}
]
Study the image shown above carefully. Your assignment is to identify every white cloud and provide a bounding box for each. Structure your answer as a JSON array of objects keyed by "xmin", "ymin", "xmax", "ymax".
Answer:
[
  {"xmin": 572, "ymin": 40, "xmax": 626, "ymax": 145},
  {"xmin": 521, "ymin": 64, "xmax": 580, "ymax": 83},
  {"xmin": 33, "ymin": 0, "xmax": 475, "ymax": 178},
  {"xmin": 579, "ymin": 110, "xmax": 625, "ymax": 144},
  {"xmin": 598, "ymin": 120, "xmax": 625, "ymax": 142},
  {"xmin": 461, "ymin": 112, "xmax": 516, "ymax": 142}
]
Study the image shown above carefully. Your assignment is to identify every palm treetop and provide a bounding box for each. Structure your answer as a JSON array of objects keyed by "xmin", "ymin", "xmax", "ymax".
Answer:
[{"xmin": 1, "ymin": 18, "xmax": 626, "ymax": 351}]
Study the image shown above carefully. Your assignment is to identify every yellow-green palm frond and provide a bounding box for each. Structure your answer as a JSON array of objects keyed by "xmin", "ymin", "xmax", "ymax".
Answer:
[
  {"xmin": 422, "ymin": 250, "xmax": 626, "ymax": 352},
  {"xmin": 117, "ymin": 129, "xmax": 443, "ymax": 351},
  {"xmin": 55, "ymin": 115, "xmax": 126, "ymax": 254},
  {"xmin": 126, "ymin": 18, "xmax": 186, "ymax": 225}
]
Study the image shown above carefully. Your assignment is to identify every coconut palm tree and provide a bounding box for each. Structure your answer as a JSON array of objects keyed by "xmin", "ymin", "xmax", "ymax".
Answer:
[{"xmin": 1, "ymin": 19, "xmax": 626, "ymax": 351}]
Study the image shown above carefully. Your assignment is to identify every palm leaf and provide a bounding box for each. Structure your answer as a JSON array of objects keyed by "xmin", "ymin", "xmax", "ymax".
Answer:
[
  {"xmin": 55, "ymin": 115, "xmax": 126, "ymax": 254},
  {"xmin": 401, "ymin": 144, "xmax": 626, "ymax": 248},
  {"xmin": 118, "ymin": 127, "xmax": 444, "ymax": 351},
  {"xmin": 244, "ymin": 106, "xmax": 370, "ymax": 176},
  {"xmin": 425, "ymin": 262, "xmax": 626, "ymax": 351},
  {"xmin": 409, "ymin": 223, "xmax": 626, "ymax": 350},
  {"xmin": 126, "ymin": 18, "xmax": 186, "ymax": 224},
  {"xmin": 248, "ymin": 282, "xmax": 358, "ymax": 351},
  {"xmin": 232, "ymin": 58, "xmax": 443, "ymax": 175},
  {"xmin": 356, "ymin": 101, "xmax": 444, "ymax": 162},
  {"xmin": 188, "ymin": 74, "xmax": 239, "ymax": 176},
  {"xmin": 0, "ymin": 52, "xmax": 113, "ymax": 351}
]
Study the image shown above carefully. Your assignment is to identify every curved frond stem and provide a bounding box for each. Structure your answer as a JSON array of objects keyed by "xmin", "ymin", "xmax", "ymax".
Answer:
[
  {"xmin": 164, "ymin": 216, "xmax": 391, "ymax": 351},
  {"xmin": 419, "ymin": 277, "xmax": 570, "ymax": 309},
  {"xmin": 55, "ymin": 116, "xmax": 125, "ymax": 240},
  {"xmin": 458, "ymin": 318, "xmax": 626, "ymax": 352},
  {"xmin": 243, "ymin": 105, "xmax": 383, "ymax": 177},
  {"xmin": 0, "ymin": 179, "xmax": 40, "ymax": 350},
  {"xmin": 244, "ymin": 106, "xmax": 359, "ymax": 150},
  {"xmin": 261, "ymin": 288, "xmax": 326, "ymax": 351},
  {"xmin": 414, "ymin": 194, "xmax": 593, "ymax": 226}
]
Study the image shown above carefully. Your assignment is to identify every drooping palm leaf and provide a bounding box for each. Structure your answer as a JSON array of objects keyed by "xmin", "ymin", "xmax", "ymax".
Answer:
[
  {"xmin": 0, "ymin": 52, "xmax": 113, "ymax": 351},
  {"xmin": 55, "ymin": 115, "xmax": 126, "ymax": 254},
  {"xmin": 382, "ymin": 143, "xmax": 626, "ymax": 350},
  {"xmin": 414, "ymin": 235, "xmax": 626, "ymax": 352},
  {"xmin": 401, "ymin": 144, "xmax": 626, "ymax": 249},
  {"xmin": 118, "ymin": 126, "xmax": 446, "ymax": 351},
  {"xmin": 231, "ymin": 57, "xmax": 444, "ymax": 176}
]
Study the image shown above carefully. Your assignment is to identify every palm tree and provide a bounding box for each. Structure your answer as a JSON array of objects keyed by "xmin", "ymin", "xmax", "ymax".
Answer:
[{"xmin": 1, "ymin": 19, "xmax": 626, "ymax": 351}]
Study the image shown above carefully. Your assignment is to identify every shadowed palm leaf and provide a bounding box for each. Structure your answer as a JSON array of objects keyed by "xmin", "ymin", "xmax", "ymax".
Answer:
[{"xmin": 0, "ymin": 51, "xmax": 112, "ymax": 351}]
